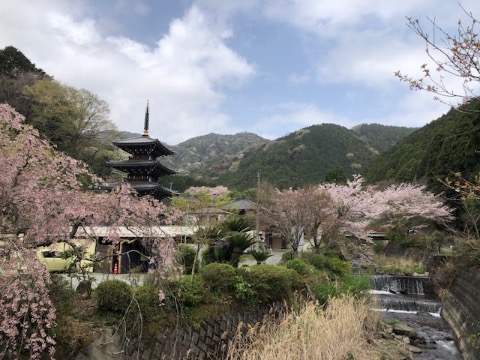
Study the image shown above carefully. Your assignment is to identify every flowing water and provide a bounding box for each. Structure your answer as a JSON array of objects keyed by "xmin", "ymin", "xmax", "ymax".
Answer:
[{"xmin": 371, "ymin": 275, "xmax": 461, "ymax": 360}]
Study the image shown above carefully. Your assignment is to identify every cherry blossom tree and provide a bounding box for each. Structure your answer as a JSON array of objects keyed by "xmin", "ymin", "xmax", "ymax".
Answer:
[
  {"xmin": 183, "ymin": 185, "xmax": 230, "ymax": 199},
  {"xmin": 0, "ymin": 104, "xmax": 179, "ymax": 359},
  {"xmin": 261, "ymin": 178, "xmax": 373, "ymax": 253},
  {"xmin": 263, "ymin": 176, "xmax": 453, "ymax": 253},
  {"xmin": 395, "ymin": 7, "xmax": 480, "ymax": 107},
  {"xmin": 371, "ymin": 183, "xmax": 453, "ymax": 234},
  {"xmin": 317, "ymin": 175, "xmax": 377, "ymax": 245},
  {"xmin": 263, "ymin": 186, "xmax": 332, "ymax": 253},
  {"xmin": 319, "ymin": 176, "xmax": 453, "ymax": 240}
]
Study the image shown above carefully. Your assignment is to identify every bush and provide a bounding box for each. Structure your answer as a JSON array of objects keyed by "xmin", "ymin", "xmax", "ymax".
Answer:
[
  {"xmin": 133, "ymin": 285, "xmax": 162, "ymax": 321},
  {"xmin": 167, "ymin": 275, "xmax": 207, "ymax": 308},
  {"xmin": 339, "ymin": 274, "xmax": 371, "ymax": 296},
  {"xmin": 237, "ymin": 265, "xmax": 304, "ymax": 305},
  {"xmin": 48, "ymin": 274, "xmax": 76, "ymax": 317},
  {"xmin": 300, "ymin": 252, "xmax": 351, "ymax": 278},
  {"xmin": 176, "ymin": 244, "xmax": 197, "ymax": 274},
  {"xmin": 201, "ymin": 246, "xmax": 217, "ymax": 266},
  {"xmin": 95, "ymin": 279, "xmax": 132, "ymax": 313},
  {"xmin": 284, "ymin": 258, "xmax": 315, "ymax": 277},
  {"xmin": 311, "ymin": 274, "xmax": 371, "ymax": 305},
  {"xmin": 200, "ymin": 263, "xmax": 237, "ymax": 293},
  {"xmin": 280, "ymin": 251, "xmax": 296, "ymax": 263},
  {"xmin": 311, "ymin": 281, "xmax": 338, "ymax": 304}
]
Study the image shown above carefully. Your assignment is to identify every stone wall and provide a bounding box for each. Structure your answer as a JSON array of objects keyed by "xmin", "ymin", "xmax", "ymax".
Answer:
[
  {"xmin": 76, "ymin": 305, "xmax": 280, "ymax": 360},
  {"xmin": 441, "ymin": 269, "xmax": 480, "ymax": 360}
]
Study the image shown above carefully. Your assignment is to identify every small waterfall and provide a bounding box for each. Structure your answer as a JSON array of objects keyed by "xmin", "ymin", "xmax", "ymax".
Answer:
[
  {"xmin": 371, "ymin": 274, "xmax": 461, "ymax": 359},
  {"xmin": 375, "ymin": 294, "xmax": 442, "ymax": 313},
  {"xmin": 371, "ymin": 275, "xmax": 435, "ymax": 296}
]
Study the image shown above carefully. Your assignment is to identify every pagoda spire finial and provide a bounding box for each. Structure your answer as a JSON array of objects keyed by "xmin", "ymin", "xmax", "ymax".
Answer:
[{"xmin": 143, "ymin": 100, "xmax": 149, "ymax": 137}]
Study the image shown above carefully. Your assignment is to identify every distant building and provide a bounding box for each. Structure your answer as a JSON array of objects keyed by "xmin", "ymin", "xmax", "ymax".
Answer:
[
  {"xmin": 103, "ymin": 102, "xmax": 176, "ymax": 200},
  {"xmin": 98, "ymin": 102, "xmax": 179, "ymax": 273}
]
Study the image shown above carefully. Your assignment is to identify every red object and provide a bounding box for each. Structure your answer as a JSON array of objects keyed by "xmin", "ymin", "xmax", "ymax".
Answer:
[{"xmin": 113, "ymin": 263, "xmax": 118, "ymax": 274}]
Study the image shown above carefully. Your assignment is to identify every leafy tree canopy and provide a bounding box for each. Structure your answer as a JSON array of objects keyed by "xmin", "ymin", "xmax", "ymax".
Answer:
[{"xmin": 0, "ymin": 46, "xmax": 46, "ymax": 78}]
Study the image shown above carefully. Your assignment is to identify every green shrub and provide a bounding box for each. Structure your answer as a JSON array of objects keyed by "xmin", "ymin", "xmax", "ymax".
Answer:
[
  {"xmin": 372, "ymin": 241, "xmax": 386, "ymax": 254},
  {"xmin": 339, "ymin": 274, "xmax": 371, "ymax": 296},
  {"xmin": 201, "ymin": 246, "xmax": 217, "ymax": 266},
  {"xmin": 133, "ymin": 285, "xmax": 162, "ymax": 321},
  {"xmin": 95, "ymin": 279, "xmax": 132, "ymax": 313},
  {"xmin": 176, "ymin": 244, "xmax": 197, "ymax": 274},
  {"xmin": 233, "ymin": 275, "xmax": 254, "ymax": 300},
  {"xmin": 284, "ymin": 258, "xmax": 315, "ymax": 277},
  {"xmin": 200, "ymin": 263, "xmax": 237, "ymax": 293},
  {"xmin": 311, "ymin": 281, "xmax": 338, "ymax": 304},
  {"xmin": 237, "ymin": 265, "xmax": 304, "ymax": 305},
  {"xmin": 280, "ymin": 251, "xmax": 296, "ymax": 263},
  {"xmin": 48, "ymin": 274, "xmax": 76, "ymax": 317},
  {"xmin": 167, "ymin": 275, "xmax": 207, "ymax": 308},
  {"xmin": 300, "ymin": 252, "xmax": 351, "ymax": 278},
  {"xmin": 311, "ymin": 274, "xmax": 371, "ymax": 305}
]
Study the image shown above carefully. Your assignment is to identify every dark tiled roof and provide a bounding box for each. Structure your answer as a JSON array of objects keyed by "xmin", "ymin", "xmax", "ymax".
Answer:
[
  {"xmin": 223, "ymin": 199, "xmax": 257, "ymax": 210},
  {"xmin": 101, "ymin": 182, "xmax": 174, "ymax": 198},
  {"xmin": 113, "ymin": 136, "xmax": 174, "ymax": 156},
  {"xmin": 106, "ymin": 160, "xmax": 175, "ymax": 176}
]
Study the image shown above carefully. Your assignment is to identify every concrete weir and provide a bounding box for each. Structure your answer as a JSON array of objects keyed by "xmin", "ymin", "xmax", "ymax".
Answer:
[
  {"xmin": 371, "ymin": 274, "xmax": 461, "ymax": 359},
  {"xmin": 442, "ymin": 270, "xmax": 480, "ymax": 360}
]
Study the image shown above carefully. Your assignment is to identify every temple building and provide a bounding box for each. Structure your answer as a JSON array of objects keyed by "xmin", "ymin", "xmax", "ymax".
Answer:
[{"xmin": 103, "ymin": 102, "xmax": 176, "ymax": 200}]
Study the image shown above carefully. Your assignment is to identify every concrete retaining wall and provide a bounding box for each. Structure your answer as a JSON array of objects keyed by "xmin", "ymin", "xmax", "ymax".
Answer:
[
  {"xmin": 442, "ymin": 269, "xmax": 480, "ymax": 360},
  {"xmin": 76, "ymin": 305, "xmax": 280, "ymax": 360}
]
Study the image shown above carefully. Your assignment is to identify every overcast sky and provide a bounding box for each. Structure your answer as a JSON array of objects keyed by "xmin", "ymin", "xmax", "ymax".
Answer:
[{"xmin": 1, "ymin": 1, "xmax": 479, "ymax": 145}]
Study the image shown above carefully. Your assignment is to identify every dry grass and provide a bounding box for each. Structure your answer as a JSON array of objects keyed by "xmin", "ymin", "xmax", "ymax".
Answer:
[
  {"xmin": 374, "ymin": 254, "xmax": 426, "ymax": 275},
  {"xmin": 226, "ymin": 295, "xmax": 381, "ymax": 360}
]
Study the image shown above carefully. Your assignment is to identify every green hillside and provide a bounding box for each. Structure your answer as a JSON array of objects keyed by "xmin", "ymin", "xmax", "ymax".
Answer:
[
  {"xmin": 163, "ymin": 132, "xmax": 267, "ymax": 178},
  {"xmin": 365, "ymin": 99, "xmax": 480, "ymax": 187},
  {"xmin": 351, "ymin": 123, "xmax": 418, "ymax": 154},
  {"xmin": 217, "ymin": 124, "xmax": 377, "ymax": 190}
]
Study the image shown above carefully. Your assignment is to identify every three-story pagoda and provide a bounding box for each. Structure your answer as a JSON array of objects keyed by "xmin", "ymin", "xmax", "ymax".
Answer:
[{"xmin": 104, "ymin": 103, "xmax": 176, "ymax": 199}]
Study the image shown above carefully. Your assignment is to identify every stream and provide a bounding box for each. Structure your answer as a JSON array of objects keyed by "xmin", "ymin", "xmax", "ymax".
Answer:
[{"xmin": 371, "ymin": 275, "xmax": 461, "ymax": 360}]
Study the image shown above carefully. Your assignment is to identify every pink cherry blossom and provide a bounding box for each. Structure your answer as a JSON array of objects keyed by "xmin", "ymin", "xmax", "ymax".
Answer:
[{"xmin": 0, "ymin": 104, "xmax": 180, "ymax": 358}]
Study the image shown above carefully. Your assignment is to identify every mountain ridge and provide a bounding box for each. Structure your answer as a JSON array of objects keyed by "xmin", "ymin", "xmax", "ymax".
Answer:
[{"xmin": 121, "ymin": 123, "xmax": 417, "ymax": 190}]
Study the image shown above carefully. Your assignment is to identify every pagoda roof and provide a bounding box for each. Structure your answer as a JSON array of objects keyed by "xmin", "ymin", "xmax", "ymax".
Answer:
[
  {"xmin": 102, "ymin": 182, "xmax": 175, "ymax": 199},
  {"xmin": 113, "ymin": 136, "xmax": 174, "ymax": 157},
  {"xmin": 106, "ymin": 159, "xmax": 176, "ymax": 177}
]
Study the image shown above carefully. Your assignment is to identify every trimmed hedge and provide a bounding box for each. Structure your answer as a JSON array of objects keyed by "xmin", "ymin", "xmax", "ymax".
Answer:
[
  {"xmin": 200, "ymin": 263, "xmax": 237, "ymax": 293},
  {"xmin": 95, "ymin": 279, "xmax": 132, "ymax": 313}
]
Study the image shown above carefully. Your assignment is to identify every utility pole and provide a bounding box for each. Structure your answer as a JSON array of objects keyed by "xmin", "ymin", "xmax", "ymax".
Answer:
[{"xmin": 256, "ymin": 171, "xmax": 260, "ymax": 249}]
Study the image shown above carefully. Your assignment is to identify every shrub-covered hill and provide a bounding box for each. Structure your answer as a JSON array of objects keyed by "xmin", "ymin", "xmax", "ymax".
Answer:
[
  {"xmin": 365, "ymin": 99, "xmax": 480, "ymax": 187},
  {"xmin": 217, "ymin": 124, "xmax": 378, "ymax": 190}
]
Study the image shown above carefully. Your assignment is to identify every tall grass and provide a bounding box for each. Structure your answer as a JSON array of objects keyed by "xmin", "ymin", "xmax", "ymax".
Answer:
[
  {"xmin": 374, "ymin": 254, "xmax": 426, "ymax": 275},
  {"xmin": 226, "ymin": 295, "xmax": 380, "ymax": 360}
]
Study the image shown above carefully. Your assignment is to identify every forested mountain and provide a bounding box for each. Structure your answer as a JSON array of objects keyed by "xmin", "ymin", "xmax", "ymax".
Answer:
[
  {"xmin": 123, "ymin": 124, "xmax": 417, "ymax": 191},
  {"xmin": 365, "ymin": 99, "xmax": 480, "ymax": 188},
  {"xmin": 351, "ymin": 123, "xmax": 418, "ymax": 154},
  {"xmin": 163, "ymin": 132, "xmax": 267, "ymax": 177},
  {"xmin": 215, "ymin": 124, "xmax": 377, "ymax": 190}
]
